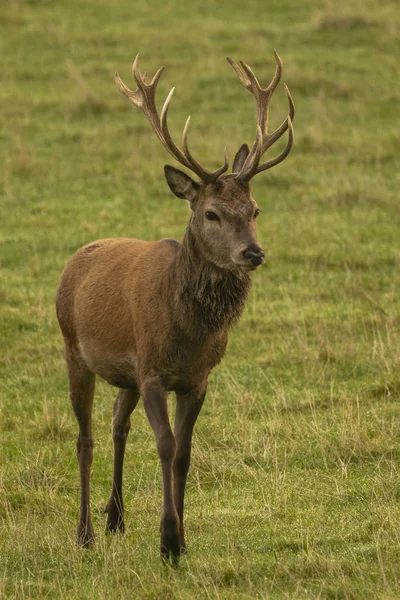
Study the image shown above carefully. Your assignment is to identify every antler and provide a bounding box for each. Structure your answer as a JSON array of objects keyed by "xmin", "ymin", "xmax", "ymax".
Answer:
[
  {"xmin": 227, "ymin": 51, "xmax": 295, "ymax": 181},
  {"xmin": 115, "ymin": 54, "xmax": 228, "ymax": 183}
]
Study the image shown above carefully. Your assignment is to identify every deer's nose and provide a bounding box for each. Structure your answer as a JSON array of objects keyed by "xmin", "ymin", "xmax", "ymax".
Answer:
[{"xmin": 242, "ymin": 245, "xmax": 265, "ymax": 266}]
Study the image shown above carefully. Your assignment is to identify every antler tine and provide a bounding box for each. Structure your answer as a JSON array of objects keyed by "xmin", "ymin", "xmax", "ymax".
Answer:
[
  {"xmin": 228, "ymin": 51, "xmax": 283, "ymax": 135},
  {"xmin": 159, "ymin": 88, "xmax": 192, "ymax": 170},
  {"xmin": 114, "ymin": 71, "xmax": 143, "ymax": 108},
  {"xmin": 132, "ymin": 54, "xmax": 164, "ymax": 93},
  {"xmin": 238, "ymin": 125, "xmax": 263, "ymax": 180},
  {"xmin": 116, "ymin": 53, "xmax": 167, "ymax": 150},
  {"xmin": 261, "ymin": 84, "xmax": 295, "ymax": 154},
  {"xmin": 131, "ymin": 54, "xmax": 145, "ymax": 91},
  {"xmin": 182, "ymin": 117, "xmax": 229, "ymax": 183},
  {"xmin": 268, "ymin": 49, "xmax": 283, "ymax": 94},
  {"xmin": 239, "ymin": 50, "xmax": 282, "ymax": 95},
  {"xmin": 227, "ymin": 51, "xmax": 294, "ymax": 182},
  {"xmin": 255, "ymin": 115, "xmax": 294, "ymax": 175},
  {"xmin": 116, "ymin": 55, "xmax": 229, "ymax": 183},
  {"xmin": 226, "ymin": 57, "xmax": 251, "ymax": 89}
]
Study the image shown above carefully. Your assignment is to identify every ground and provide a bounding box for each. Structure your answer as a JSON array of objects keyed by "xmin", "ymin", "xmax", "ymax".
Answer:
[{"xmin": 1, "ymin": 0, "xmax": 400, "ymax": 598}]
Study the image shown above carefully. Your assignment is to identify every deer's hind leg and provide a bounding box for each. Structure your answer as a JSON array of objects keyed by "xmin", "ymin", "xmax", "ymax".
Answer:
[
  {"xmin": 66, "ymin": 346, "xmax": 96, "ymax": 547},
  {"xmin": 105, "ymin": 388, "xmax": 140, "ymax": 533}
]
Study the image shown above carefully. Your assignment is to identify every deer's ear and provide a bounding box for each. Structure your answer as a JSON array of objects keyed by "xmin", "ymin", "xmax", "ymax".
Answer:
[
  {"xmin": 164, "ymin": 165, "xmax": 200, "ymax": 204},
  {"xmin": 232, "ymin": 144, "xmax": 250, "ymax": 174}
]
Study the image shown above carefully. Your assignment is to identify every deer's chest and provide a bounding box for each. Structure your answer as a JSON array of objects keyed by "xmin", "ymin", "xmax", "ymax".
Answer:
[{"xmin": 150, "ymin": 330, "xmax": 228, "ymax": 392}]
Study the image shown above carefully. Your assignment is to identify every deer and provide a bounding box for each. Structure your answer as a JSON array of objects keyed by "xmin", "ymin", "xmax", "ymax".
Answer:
[{"xmin": 56, "ymin": 51, "xmax": 294, "ymax": 562}]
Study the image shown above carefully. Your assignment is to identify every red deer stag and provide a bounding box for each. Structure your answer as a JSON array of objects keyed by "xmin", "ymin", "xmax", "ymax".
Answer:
[{"xmin": 56, "ymin": 51, "xmax": 294, "ymax": 561}]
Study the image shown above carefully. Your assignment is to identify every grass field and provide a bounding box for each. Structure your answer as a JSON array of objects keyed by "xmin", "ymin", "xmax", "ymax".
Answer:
[{"xmin": 1, "ymin": 0, "xmax": 400, "ymax": 597}]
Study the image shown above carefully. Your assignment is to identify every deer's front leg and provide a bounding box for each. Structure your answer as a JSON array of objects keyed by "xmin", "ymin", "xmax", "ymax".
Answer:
[
  {"xmin": 141, "ymin": 378, "xmax": 180, "ymax": 562},
  {"xmin": 174, "ymin": 383, "xmax": 207, "ymax": 553}
]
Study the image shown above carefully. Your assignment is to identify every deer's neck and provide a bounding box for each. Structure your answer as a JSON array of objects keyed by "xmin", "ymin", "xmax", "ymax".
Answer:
[{"xmin": 171, "ymin": 227, "xmax": 251, "ymax": 336}]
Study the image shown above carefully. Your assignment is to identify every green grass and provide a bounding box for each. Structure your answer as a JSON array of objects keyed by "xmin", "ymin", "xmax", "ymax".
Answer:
[{"xmin": 1, "ymin": 0, "xmax": 400, "ymax": 597}]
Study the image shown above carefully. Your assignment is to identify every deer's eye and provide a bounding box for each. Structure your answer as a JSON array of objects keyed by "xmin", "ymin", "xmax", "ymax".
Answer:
[
  {"xmin": 254, "ymin": 208, "xmax": 261, "ymax": 219},
  {"xmin": 205, "ymin": 211, "xmax": 220, "ymax": 222}
]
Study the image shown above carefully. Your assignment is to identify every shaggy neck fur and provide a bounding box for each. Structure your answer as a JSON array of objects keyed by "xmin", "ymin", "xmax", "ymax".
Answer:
[{"xmin": 171, "ymin": 225, "xmax": 251, "ymax": 335}]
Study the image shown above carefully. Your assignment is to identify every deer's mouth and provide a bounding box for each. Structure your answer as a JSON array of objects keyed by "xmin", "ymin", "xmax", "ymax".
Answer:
[{"xmin": 232, "ymin": 261, "xmax": 263, "ymax": 272}]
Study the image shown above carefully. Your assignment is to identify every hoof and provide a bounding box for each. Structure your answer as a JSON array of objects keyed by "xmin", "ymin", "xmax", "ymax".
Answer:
[
  {"xmin": 104, "ymin": 499, "xmax": 125, "ymax": 534},
  {"xmin": 160, "ymin": 514, "xmax": 181, "ymax": 565},
  {"xmin": 106, "ymin": 519, "xmax": 125, "ymax": 534},
  {"xmin": 161, "ymin": 541, "xmax": 180, "ymax": 567},
  {"xmin": 77, "ymin": 522, "xmax": 95, "ymax": 548}
]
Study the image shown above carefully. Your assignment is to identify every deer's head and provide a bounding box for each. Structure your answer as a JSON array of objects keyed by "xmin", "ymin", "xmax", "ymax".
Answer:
[{"xmin": 116, "ymin": 52, "xmax": 294, "ymax": 272}]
